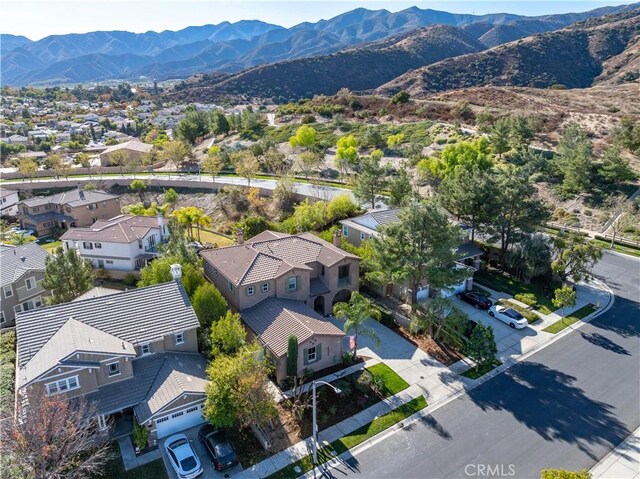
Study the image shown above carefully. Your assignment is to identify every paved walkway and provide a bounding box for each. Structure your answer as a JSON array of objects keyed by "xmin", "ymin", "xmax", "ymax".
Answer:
[
  {"xmin": 237, "ymin": 278, "xmax": 612, "ymax": 479},
  {"xmin": 591, "ymin": 427, "xmax": 640, "ymax": 479},
  {"xmin": 117, "ymin": 436, "xmax": 161, "ymax": 471}
]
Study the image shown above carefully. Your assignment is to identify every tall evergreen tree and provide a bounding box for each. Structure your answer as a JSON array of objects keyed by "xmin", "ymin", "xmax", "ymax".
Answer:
[{"xmin": 42, "ymin": 248, "xmax": 95, "ymax": 304}]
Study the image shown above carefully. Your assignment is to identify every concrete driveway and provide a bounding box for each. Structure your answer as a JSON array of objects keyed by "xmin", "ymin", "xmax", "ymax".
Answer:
[
  {"xmin": 159, "ymin": 426, "xmax": 243, "ymax": 479},
  {"xmin": 450, "ymin": 295, "xmax": 548, "ymax": 359}
]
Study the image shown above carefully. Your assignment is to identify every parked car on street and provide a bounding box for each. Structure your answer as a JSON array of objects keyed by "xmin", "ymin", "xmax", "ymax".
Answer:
[
  {"xmin": 164, "ymin": 434, "xmax": 203, "ymax": 479},
  {"xmin": 198, "ymin": 424, "xmax": 239, "ymax": 471},
  {"xmin": 488, "ymin": 305, "xmax": 528, "ymax": 329},
  {"xmin": 458, "ymin": 291, "xmax": 492, "ymax": 309}
]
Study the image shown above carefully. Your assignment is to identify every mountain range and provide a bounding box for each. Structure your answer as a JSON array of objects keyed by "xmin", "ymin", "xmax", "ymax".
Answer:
[{"xmin": 2, "ymin": 3, "xmax": 639, "ymax": 86}]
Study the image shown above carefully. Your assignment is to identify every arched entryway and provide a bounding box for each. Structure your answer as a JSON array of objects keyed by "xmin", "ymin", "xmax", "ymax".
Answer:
[
  {"xmin": 313, "ymin": 296, "xmax": 325, "ymax": 315},
  {"xmin": 332, "ymin": 289, "xmax": 352, "ymax": 307}
]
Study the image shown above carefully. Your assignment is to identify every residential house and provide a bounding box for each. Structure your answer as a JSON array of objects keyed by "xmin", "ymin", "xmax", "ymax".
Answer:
[
  {"xmin": 0, "ymin": 243, "xmax": 50, "ymax": 328},
  {"xmin": 200, "ymin": 230, "xmax": 360, "ymax": 382},
  {"xmin": 1, "ymin": 188, "xmax": 20, "ymax": 217},
  {"xmin": 60, "ymin": 214, "xmax": 168, "ymax": 273},
  {"xmin": 15, "ymin": 266, "xmax": 209, "ymax": 442},
  {"xmin": 18, "ymin": 188, "xmax": 121, "ymax": 236},
  {"xmin": 6, "ymin": 134, "xmax": 28, "ymax": 146},
  {"xmin": 99, "ymin": 139, "xmax": 153, "ymax": 167},
  {"xmin": 340, "ymin": 208, "xmax": 483, "ymax": 301}
]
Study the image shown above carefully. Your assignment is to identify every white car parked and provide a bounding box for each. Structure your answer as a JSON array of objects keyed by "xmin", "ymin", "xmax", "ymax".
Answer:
[
  {"xmin": 488, "ymin": 305, "xmax": 528, "ymax": 329},
  {"xmin": 164, "ymin": 434, "xmax": 203, "ymax": 479}
]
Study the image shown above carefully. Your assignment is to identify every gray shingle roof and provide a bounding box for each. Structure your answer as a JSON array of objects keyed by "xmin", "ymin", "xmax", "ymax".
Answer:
[
  {"xmin": 456, "ymin": 242, "xmax": 483, "ymax": 260},
  {"xmin": 84, "ymin": 354, "xmax": 166, "ymax": 416},
  {"xmin": 20, "ymin": 188, "xmax": 119, "ymax": 208},
  {"xmin": 72, "ymin": 286, "xmax": 121, "ymax": 302},
  {"xmin": 346, "ymin": 208, "xmax": 402, "ymax": 231},
  {"xmin": 16, "ymin": 281, "xmax": 199, "ymax": 372},
  {"xmin": 134, "ymin": 353, "xmax": 208, "ymax": 423},
  {"xmin": 242, "ymin": 298, "xmax": 344, "ymax": 357},
  {"xmin": 101, "ymin": 139, "xmax": 153, "ymax": 156},
  {"xmin": 20, "ymin": 318, "xmax": 136, "ymax": 386},
  {"xmin": 60, "ymin": 214, "xmax": 166, "ymax": 244},
  {"xmin": 0, "ymin": 243, "xmax": 49, "ymax": 287}
]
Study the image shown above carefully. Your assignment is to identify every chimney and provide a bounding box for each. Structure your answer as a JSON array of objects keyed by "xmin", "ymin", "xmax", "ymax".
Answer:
[
  {"xmin": 170, "ymin": 264, "xmax": 182, "ymax": 281},
  {"xmin": 333, "ymin": 228, "xmax": 342, "ymax": 247},
  {"xmin": 236, "ymin": 228, "xmax": 244, "ymax": 245},
  {"xmin": 157, "ymin": 211, "xmax": 165, "ymax": 240}
]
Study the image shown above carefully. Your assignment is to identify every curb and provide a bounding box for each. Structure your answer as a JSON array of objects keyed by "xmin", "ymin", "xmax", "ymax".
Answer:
[{"xmin": 302, "ymin": 279, "xmax": 616, "ymax": 479}]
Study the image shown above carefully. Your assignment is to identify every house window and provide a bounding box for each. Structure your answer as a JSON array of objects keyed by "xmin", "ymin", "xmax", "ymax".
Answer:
[
  {"xmin": 342, "ymin": 225, "xmax": 349, "ymax": 236},
  {"xmin": 261, "ymin": 283, "xmax": 269, "ymax": 293},
  {"xmin": 107, "ymin": 362, "xmax": 120, "ymax": 377},
  {"xmin": 171, "ymin": 411, "xmax": 184, "ymax": 419},
  {"xmin": 82, "ymin": 242, "xmax": 93, "ymax": 250},
  {"xmin": 321, "ymin": 265, "xmax": 325, "ymax": 276},
  {"xmin": 141, "ymin": 344, "xmax": 151, "ymax": 355},
  {"xmin": 14, "ymin": 305, "xmax": 21, "ymax": 315},
  {"xmin": 46, "ymin": 376, "xmax": 80, "ymax": 396},
  {"xmin": 287, "ymin": 276, "xmax": 297, "ymax": 292},
  {"xmin": 138, "ymin": 240, "xmax": 142, "ymax": 249},
  {"xmin": 227, "ymin": 281, "xmax": 234, "ymax": 292},
  {"xmin": 156, "ymin": 416, "xmax": 169, "ymax": 424},
  {"xmin": 32, "ymin": 207, "xmax": 39, "ymax": 213},
  {"xmin": 106, "ymin": 260, "xmax": 113, "ymax": 264},
  {"xmin": 186, "ymin": 406, "xmax": 199, "ymax": 414},
  {"xmin": 0, "ymin": 311, "xmax": 5, "ymax": 324},
  {"xmin": 25, "ymin": 277, "xmax": 36, "ymax": 291},
  {"xmin": 95, "ymin": 242, "xmax": 102, "ymax": 249},
  {"xmin": 307, "ymin": 347, "xmax": 317, "ymax": 363},
  {"xmin": 3, "ymin": 285, "xmax": 13, "ymax": 298},
  {"xmin": 360, "ymin": 232, "xmax": 366, "ymax": 240},
  {"xmin": 338, "ymin": 265, "xmax": 350, "ymax": 286},
  {"xmin": 175, "ymin": 332, "xmax": 184, "ymax": 345},
  {"xmin": 246, "ymin": 286, "xmax": 254, "ymax": 296}
]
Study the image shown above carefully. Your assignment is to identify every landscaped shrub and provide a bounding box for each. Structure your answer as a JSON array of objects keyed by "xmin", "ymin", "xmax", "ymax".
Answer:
[
  {"xmin": 499, "ymin": 299, "xmax": 539, "ymax": 324},
  {"xmin": 514, "ymin": 293, "xmax": 538, "ymax": 308},
  {"xmin": 123, "ymin": 273, "xmax": 137, "ymax": 286},
  {"xmin": 133, "ymin": 419, "xmax": 150, "ymax": 451}
]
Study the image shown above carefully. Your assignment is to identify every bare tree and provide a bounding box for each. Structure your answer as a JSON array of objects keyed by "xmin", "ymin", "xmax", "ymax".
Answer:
[
  {"xmin": 605, "ymin": 195, "xmax": 637, "ymax": 247},
  {"xmin": 2, "ymin": 386, "xmax": 112, "ymax": 479}
]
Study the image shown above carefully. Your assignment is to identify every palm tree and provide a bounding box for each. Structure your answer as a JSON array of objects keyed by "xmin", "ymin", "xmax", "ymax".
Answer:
[
  {"xmin": 172, "ymin": 207, "xmax": 196, "ymax": 241},
  {"xmin": 191, "ymin": 208, "xmax": 212, "ymax": 243},
  {"xmin": 333, "ymin": 292, "xmax": 381, "ymax": 359}
]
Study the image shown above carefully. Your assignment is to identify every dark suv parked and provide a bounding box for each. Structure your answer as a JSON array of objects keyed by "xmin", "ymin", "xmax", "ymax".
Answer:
[{"xmin": 197, "ymin": 425, "xmax": 239, "ymax": 471}]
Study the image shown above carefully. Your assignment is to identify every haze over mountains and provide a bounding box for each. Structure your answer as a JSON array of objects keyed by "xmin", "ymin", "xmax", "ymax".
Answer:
[{"xmin": 2, "ymin": 3, "xmax": 639, "ymax": 87}]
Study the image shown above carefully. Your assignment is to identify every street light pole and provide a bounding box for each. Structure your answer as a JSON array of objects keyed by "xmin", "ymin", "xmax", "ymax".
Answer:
[{"xmin": 311, "ymin": 380, "xmax": 341, "ymax": 465}]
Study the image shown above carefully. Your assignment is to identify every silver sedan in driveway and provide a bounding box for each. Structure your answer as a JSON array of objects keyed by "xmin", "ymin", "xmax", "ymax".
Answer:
[{"xmin": 164, "ymin": 434, "xmax": 203, "ymax": 479}]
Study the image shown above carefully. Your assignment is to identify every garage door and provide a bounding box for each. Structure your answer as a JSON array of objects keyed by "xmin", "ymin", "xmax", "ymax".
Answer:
[{"xmin": 155, "ymin": 403, "xmax": 206, "ymax": 438}]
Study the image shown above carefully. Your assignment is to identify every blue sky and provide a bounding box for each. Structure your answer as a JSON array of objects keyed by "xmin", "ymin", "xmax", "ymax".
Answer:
[{"xmin": 3, "ymin": 0, "xmax": 637, "ymax": 40}]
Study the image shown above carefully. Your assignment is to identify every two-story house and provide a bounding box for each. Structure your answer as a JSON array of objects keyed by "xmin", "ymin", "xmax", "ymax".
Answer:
[
  {"xmin": 340, "ymin": 208, "xmax": 483, "ymax": 301},
  {"xmin": 18, "ymin": 188, "xmax": 121, "ymax": 236},
  {"xmin": 15, "ymin": 265, "xmax": 208, "ymax": 442},
  {"xmin": 0, "ymin": 243, "xmax": 50, "ymax": 328},
  {"xmin": 200, "ymin": 230, "xmax": 360, "ymax": 382},
  {"xmin": 0, "ymin": 188, "xmax": 20, "ymax": 217},
  {"xmin": 60, "ymin": 214, "xmax": 168, "ymax": 273}
]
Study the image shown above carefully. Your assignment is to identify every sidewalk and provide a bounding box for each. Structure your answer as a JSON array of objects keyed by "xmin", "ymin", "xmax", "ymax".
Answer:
[{"xmin": 590, "ymin": 427, "xmax": 640, "ymax": 479}]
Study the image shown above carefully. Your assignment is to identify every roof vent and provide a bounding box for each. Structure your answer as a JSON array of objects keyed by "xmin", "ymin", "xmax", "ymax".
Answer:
[{"xmin": 20, "ymin": 256, "xmax": 26, "ymax": 262}]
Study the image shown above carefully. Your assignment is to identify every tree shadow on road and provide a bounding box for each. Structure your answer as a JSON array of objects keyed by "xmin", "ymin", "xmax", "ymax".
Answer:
[
  {"xmin": 579, "ymin": 331, "xmax": 631, "ymax": 355},
  {"xmin": 467, "ymin": 361, "xmax": 630, "ymax": 461},
  {"xmin": 590, "ymin": 296, "xmax": 640, "ymax": 340}
]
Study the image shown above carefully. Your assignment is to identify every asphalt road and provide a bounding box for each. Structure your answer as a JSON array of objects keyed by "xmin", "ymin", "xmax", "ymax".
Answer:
[{"xmin": 323, "ymin": 251, "xmax": 640, "ymax": 479}]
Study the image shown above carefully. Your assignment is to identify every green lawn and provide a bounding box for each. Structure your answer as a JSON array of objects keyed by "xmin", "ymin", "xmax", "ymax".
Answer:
[
  {"xmin": 95, "ymin": 446, "xmax": 167, "ymax": 479},
  {"xmin": 543, "ymin": 305, "xmax": 597, "ymax": 334},
  {"xmin": 461, "ymin": 360, "xmax": 502, "ymax": 380},
  {"xmin": 366, "ymin": 363, "xmax": 410, "ymax": 397},
  {"xmin": 475, "ymin": 270, "xmax": 555, "ymax": 315},
  {"xmin": 185, "ymin": 228, "xmax": 234, "ymax": 247},
  {"xmin": 39, "ymin": 240, "xmax": 61, "ymax": 253},
  {"xmin": 267, "ymin": 396, "xmax": 428, "ymax": 479},
  {"xmin": 591, "ymin": 239, "xmax": 640, "ymax": 258}
]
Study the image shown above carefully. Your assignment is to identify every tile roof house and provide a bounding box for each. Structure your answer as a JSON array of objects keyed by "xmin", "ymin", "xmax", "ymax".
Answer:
[
  {"xmin": 15, "ymin": 267, "xmax": 209, "ymax": 442},
  {"xmin": 18, "ymin": 188, "xmax": 121, "ymax": 236},
  {"xmin": 60, "ymin": 214, "xmax": 168, "ymax": 273},
  {"xmin": 0, "ymin": 243, "xmax": 50, "ymax": 328},
  {"xmin": 99, "ymin": 139, "xmax": 153, "ymax": 167},
  {"xmin": 1, "ymin": 187, "xmax": 20, "ymax": 217},
  {"xmin": 340, "ymin": 208, "xmax": 483, "ymax": 302},
  {"xmin": 201, "ymin": 230, "xmax": 359, "ymax": 382}
]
